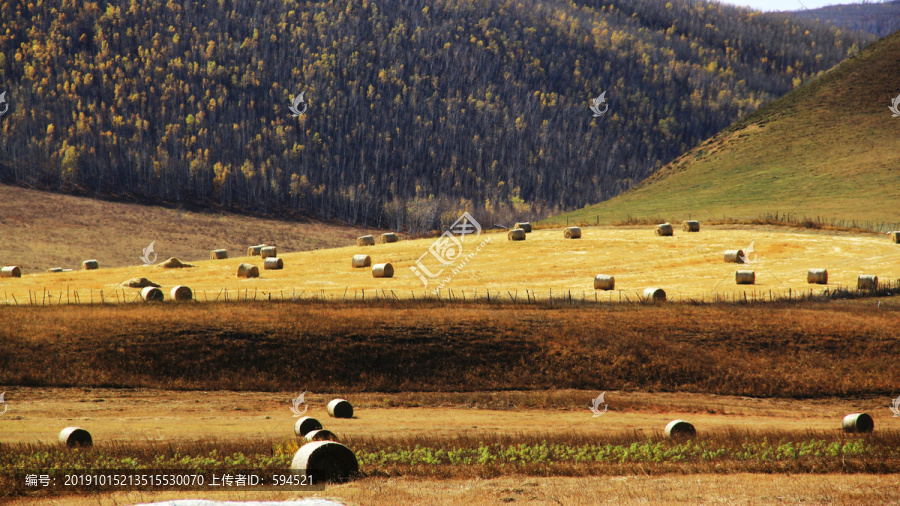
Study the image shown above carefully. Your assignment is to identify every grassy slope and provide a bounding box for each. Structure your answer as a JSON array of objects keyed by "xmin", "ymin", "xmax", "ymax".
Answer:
[{"xmin": 545, "ymin": 30, "xmax": 900, "ymax": 226}]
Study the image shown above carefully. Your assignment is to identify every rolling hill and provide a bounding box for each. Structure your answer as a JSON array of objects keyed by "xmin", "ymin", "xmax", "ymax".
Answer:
[
  {"xmin": 546, "ymin": 28, "xmax": 900, "ymax": 228},
  {"xmin": 791, "ymin": 1, "xmax": 900, "ymax": 38}
]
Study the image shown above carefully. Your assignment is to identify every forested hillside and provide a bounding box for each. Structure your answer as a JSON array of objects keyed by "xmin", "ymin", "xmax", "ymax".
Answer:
[
  {"xmin": 0, "ymin": 0, "xmax": 872, "ymax": 231},
  {"xmin": 792, "ymin": 1, "xmax": 900, "ymax": 38}
]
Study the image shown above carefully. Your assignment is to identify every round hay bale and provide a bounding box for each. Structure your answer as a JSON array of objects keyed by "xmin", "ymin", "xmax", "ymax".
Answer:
[
  {"xmin": 564, "ymin": 227, "xmax": 582, "ymax": 239},
  {"xmin": 47, "ymin": 267, "xmax": 64, "ymax": 273},
  {"xmin": 664, "ymin": 420, "xmax": 696, "ymax": 438},
  {"xmin": 160, "ymin": 257, "xmax": 194, "ymax": 269},
  {"xmin": 735, "ymin": 270, "xmax": 755, "ymax": 285},
  {"xmin": 305, "ymin": 429, "xmax": 339, "ymax": 443},
  {"xmin": 140, "ymin": 286, "xmax": 164, "ymax": 302},
  {"xmin": 357, "ymin": 235, "xmax": 375, "ymax": 246},
  {"xmin": 655, "ymin": 223, "xmax": 673, "ymax": 236},
  {"xmin": 327, "ymin": 398, "xmax": 354, "ymax": 418},
  {"xmin": 723, "ymin": 250, "xmax": 744, "ymax": 263},
  {"xmin": 857, "ymin": 275, "xmax": 878, "ymax": 290},
  {"xmin": 122, "ymin": 277, "xmax": 160, "ymax": 288},
  {"xmin": 260, "ymin": 246, "xmax": 277, "ymax": 259},
  {"xmin": 290, "ymin": 441, "xmax": 358, "ymax": 484},
  {"xmin": 643, "ymin": 287, "xmax": 666, "ymax": 302},
  {"xmin": 807, "ymin": 269, "xmax": 828, "ymax": 284},
  {"xmin": 210, "ymin": 249, "xmax": 228, "ymax": 260},
  {"xmin": 237, "ymin": 263, "xmax": 259, "ymax": 279},
  {"xmin": 59, "ymin": 427, "xmax": 93, "ymax": 447},
  {"xmin": 593, "ymin": 274, "xmax": 615, "ymax": 290},
  {"xmin": 682, "ymin": 220, "xmax": 700, "ymax": 232},
  {"xmin": 372, "ymin": 263, "xmax": 394, "ymax": 278},
  {"xmin": 351, "ymin": 255, "xmax": 371, "ymax": 268},
  {"xmin": 514, "ymin": 222, "xmax": 533, "ymax": 233},
  {"xmin": 248, "ymin": 244, "xmax": 267, "ymax": 256},
  {"xmin": 379, "ymin": 233, "xmax": 399, "ymax": 243},
  {"xmin": 891, "ymin": 231, "xmax": 900, "ymax": 243},
  {"xmin": 294, "ymin": 416, "xmax": 324, "ymax": 437},
  {"xmin": 170, "ymin": 285, "xmax": 193, "ymax": 301},
  {"xmin": 264, "ymin": 257, "xmax": 284, "ymax": 270},
  {"xmin": 0, "ymin": 266, "xmax": 22, "ymax": 278},
  {"xmin": 842, "ymin": 413, "xmax": 874, "ymax": 433},
  {"xmin": 508, "ymin": 228, "xmax": 526, "ymax": 241},
  {"xmin": 82, "ymin": 259, "xmax": 99, "ymax": 270}
]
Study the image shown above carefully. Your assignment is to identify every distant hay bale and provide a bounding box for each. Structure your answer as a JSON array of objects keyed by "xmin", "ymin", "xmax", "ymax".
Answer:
[
  {"xmin": 327, "ymin": 398, "xmax": 354, "ymax": 418},
  {"xmin": 248, "ymin": 244, "xmax": 267, "ymax": 256},
  {"xmin": 59, "ymin": 427, "xmax": 93, "ymax": 447},
  {"xmin": 261, "ymin": 246, "xmax": 277, "ymax": 259},
  {"xmin": 351, "ymin": 255, "xmax": 371, "ymax": 268},
  {"xmin": 664, "ymin": 420, "xmax": 696, "ymax": 438},
  {"xmin": 170, "ymin": 285, "xmax": 193, "ymax": 301},
  {"xmin": 655, "ymin": 223, "xmax": 673, "ymax": 236},
  {"xmin": 807, "ymin": 269, "xmax": 828, "ymax": 284},
  {"xmin": 891, "ymin": 231, "xmax": 900, "ymax": 243},
  {"xmin": 643, "ymin": 287, "xmax": 666, "ymax": 302},
  {"xmin": 593, "ymin": 275, "xmax": 615, "ymax": 290},
  {"xmin": 140, "ymin": 286, "xmax": 164, "ymax": 302},
  {"xmin": 564, "ymin": 227, "xmax": 582, "ymax": 239},
  {"xmin": 0, "ymin": 266, "xmax": 22, "ymax": 278},
  {"xmin": 857, "ymin": 275, "xmax": 878, "ymax": 290},
  {"xmin": 372, "ymin": 263, "xmax": 394, "ymax": 278},
  {"xmin": 508, "ymin": 228, "xmax": 526, "ymax": 241},
  {"xmin": 290, "ymin": 441, "xmax": 358, "ymax": 484},
  {"xmin": 514, "ymin": 222, "xmax": 532, "ymax": 233},
  {"xmin": 735, "ymin": 270, "xmax": 756, "ymax": 285},
  {"xmin": 379, "ymin": 232, "xmax": 399, "ymax": 243},
  {"xmin": 682, "ymin": 220, "xmax": 700, "ymax": 232},
  {"xmin": 294, "ymin": 416, "xmax": 324, "ymax": 437},
  {"xmin": 723, "ymin": 250, "xmax": 744, "ymax": 263},
  {"xmin": 160, "ymin": 257, "xmax": 194, "ymax": 269},
  {"xmin": 210, "ymin": 249, "xmax": 228, "ymax": 260},
  {"xmin": 82, "ymin": 259, "xmax": 99, "ymax": 270},
  {"xmin": 842, "ymin": 413, "xmax": 874, "ymax": 433},
  {"xmin": 264, "ymin": 257, "xmax": 284, "ymax": 270},
  {"xmin": 237, "ymin": 263, "xmax": 259, "ymax": 278},
  {"xmin": 47, "ymin": 267, "xmax": 64, "ymax": 273},
  {"xmin": 357, "ymin": 235, "xmax": 375, "ymax": 246},
  {"xmin": 121, "ymin": 277, "xmax": 160, "ymax": 288},
  {"xmin": 305, "ymin": 429, "xmax": 339, "ymax": 443}
]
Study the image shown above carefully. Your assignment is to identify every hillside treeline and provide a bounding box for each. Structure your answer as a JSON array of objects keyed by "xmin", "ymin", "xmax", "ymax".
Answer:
[
  {"xmin": 793, "ymin": 1, "xmax": 900, "ymax": 39},
  {"xmin": 0, "ymin": 0, "xmax": 872, "ymax": 230}
]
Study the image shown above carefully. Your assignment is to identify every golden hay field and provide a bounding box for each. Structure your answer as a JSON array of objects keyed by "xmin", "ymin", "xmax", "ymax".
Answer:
[{"xmin": 2, "ymin": 225, "xmax": 898, "ymax": 305}]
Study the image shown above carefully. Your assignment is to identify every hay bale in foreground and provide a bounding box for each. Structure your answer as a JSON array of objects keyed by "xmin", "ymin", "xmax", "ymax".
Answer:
[
  {"xmin": 564, "ymin": 227, "xmax": 582, "ymax": 239},
  {"xmin": 372, "ymin": 263, "xmax": 394, "ymax": 278},
  {"xmin": 664, "ymin": 420, "xmax": 696, "ymax": 438},
  {"xmin": 209, "ymin": 249, "xmax": 228, "ymax": 260},
  {"xmin": 237, "ymin": 263, "xmax": 259, "ymax": 279},
  {"xmin": 723, "ymin": 250, "xmax": 744, "ymax": 263},
  {"xmin": 857, "ymin": 275, "xmax": 878, "ymax": 290},
  {"xmin": 655, "ymin": 223, "xmax": 673, "ymax": 236},
  {"xmin": 351, "ymin": 255, "xmax": 371, "ymax": 268},
  {"xmin": 248, "ymin": 244, "xmax": 267, "ymax": 256},
  {"xmin": 59, "ymin": 427, "xmax": 93, "ymax": 447},
  {"xmin": 140, "ymin": 286, "xmax": 164, "ymax": 302},
  {"xmin": 305, "ymin": 429, "xmax": 339, "ymax": 443},
  {"xmin": 294, "ymin": 416, "xmax": 324, "ymax": 437},
  {"xmin": 842, "ymin": 413, "xmax": 874, "ymax": 433},
  {"xmin": 735, "ymin": 270, "xmax": 755, "ymax": 285},
  {"xmin": 593, "ymin": 275, "xmax": 615, "ymax": 290},
  {"xmin": 807, "ymin": 269, "xmax": 828, "ymax": 284},
  {"xmin": 160, "ymin": 257, "xmax": 194, "ymax": 269},
  {"xmin": 121, "ymin": 277, "xmax": 160, "ymax": 288},
  {"xmin": 891, "ymin": 231, "xmax": 900, "ymax": 243},
  {"xmin": 264, "ymin": 257, "xmax": 284, "ymax": 270},
  {"xmin": 514, "ymin": 222, "xmax": 533, "ymax": 233},
  {"xmin": 290, "ymin": 441, "xmax": 358, "ymax": 484},
  {"xmin": 0, "ymin": 266, "xmax": 22, "ymax": 278},
  {"xmin": 357, "ymin": 235, "xmax": 375, "ymax": 246},
  {"xmin": 508, "ymin": 228, "xmax": 526, "ymax": 241},
  {"xmin": 682, "ymin": 220, "xmax": 700, "ymax": 232},
  {"xmin": 82, "ymin": 259, "xmax": 99, "ymax": 270},
  {"xmin": 260, "ymin": 246, "xmax": 277, "ymax": 259},
  {"xmin": 643, "ymin": 287, "xmax": 666, "ymax": 302},
  {"xmin": 170, "ymin": 285, "xmax": 193, "ymax": 301},
  {"xmin": 47, "ymin": 267, "xmax": 64, "ymax": 273},
  {"xmin": 327, "ymin": 399, "xmax": 354, "ymax": 418},
  {"xmin": 379, "ymin": 232, "xmax": 399, "ymax": 243}
]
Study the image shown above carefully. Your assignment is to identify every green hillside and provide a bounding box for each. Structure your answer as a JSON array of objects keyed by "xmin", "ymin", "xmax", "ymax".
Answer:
[{"xmin": 547, "ymin": 29, "xmax": 900, "ymax": 228}]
